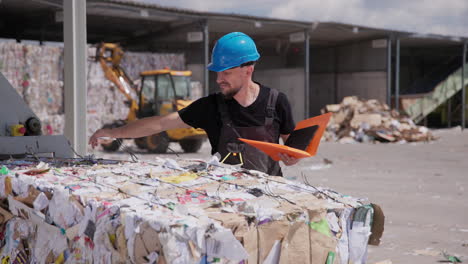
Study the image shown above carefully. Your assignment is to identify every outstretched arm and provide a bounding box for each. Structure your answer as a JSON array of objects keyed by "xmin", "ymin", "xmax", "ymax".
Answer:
[{"xmin": 89, "ymin": 112, "xmax": 189, "ymax": 148}]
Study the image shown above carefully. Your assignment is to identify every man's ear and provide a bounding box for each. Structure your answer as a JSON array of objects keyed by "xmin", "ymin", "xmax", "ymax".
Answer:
[{"xmin": 246, "ymin": 65, "xmax": 254, "ymax": 76}]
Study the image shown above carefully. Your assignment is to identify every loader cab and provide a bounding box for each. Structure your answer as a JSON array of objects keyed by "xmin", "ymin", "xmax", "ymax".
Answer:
[{"xmin": 138, "ymin": 69, "xmax": 192, "ymax": 118}]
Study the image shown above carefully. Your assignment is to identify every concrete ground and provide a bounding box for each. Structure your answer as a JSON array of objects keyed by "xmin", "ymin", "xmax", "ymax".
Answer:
[{"xmin": 94, "ymin": 127, "xmax": 468, "ymax": 264}]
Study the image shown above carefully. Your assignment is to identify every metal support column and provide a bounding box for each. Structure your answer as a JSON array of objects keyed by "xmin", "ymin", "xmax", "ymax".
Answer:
[
  {"xmin": 386, "ymin": 37, "xmax": 392, "ymax": 107},
  {"xmin": 304, "ymin": 29, "xmax": 310, "ymax": 119},
  {"xmin": 63, "ymin": 0, "xmax": 87, "ymax": 156},
  {"xmin": 447, "ymin": 97, "xmax": 452, "ymax": 127},
  {"xmin": 395, "ymin": 38, "xmax": 400, "ymax": 111},
  {"xmin": 462, "ymin": 42, "xmax": 467, "ymax": 130},
  {"xmin": 203, "ymin": 21, "xmax": 209, "ymax": 96}
]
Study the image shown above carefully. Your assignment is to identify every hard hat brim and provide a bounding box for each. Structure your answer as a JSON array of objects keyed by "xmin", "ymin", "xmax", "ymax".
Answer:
[{"xmin": 207, "ymin": 63, "xmax": 235, "ymax": 72}]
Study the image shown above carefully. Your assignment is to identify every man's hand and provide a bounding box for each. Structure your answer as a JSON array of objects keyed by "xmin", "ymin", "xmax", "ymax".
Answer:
[
  {"xmin": 278, "ymin": 153, "xmax": 299, "ymax": 166},
  {"xmin": 89, "ymin": 128, "xmax": 114, "ymax": 149}
]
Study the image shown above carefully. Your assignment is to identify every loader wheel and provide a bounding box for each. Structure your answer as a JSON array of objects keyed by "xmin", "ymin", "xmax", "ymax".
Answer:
[
  {"xmin": 134, "ymin": 137, "xmax": 147, "ymax": 149},
  {"xmin": 179, "ymin": 138, "xmax": 203, "ymax": 153},
  {"xmin": 146, "ymin": 132, "xmax": 169, "ymax": 153},
  {"xmin": 101, "ymin": 139, "xmax": 122, "ymax": 152}
]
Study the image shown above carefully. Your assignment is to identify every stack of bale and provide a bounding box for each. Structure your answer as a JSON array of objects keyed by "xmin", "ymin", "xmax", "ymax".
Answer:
[
  {"xmin": 87, "ymin": 47, "xmax": 129, "ymax": 139},
  {"xmin": 322, "ymin": 96, "xmax": 435, "ymax": 143},
  {"xmin": 121, "ymin": 51, "xmax": 185, "ymax": 80},
  {"xmin": 0, "ymin": 41, "xmax": 26, "ymax": 96},
  {"xmin": 0, "ymin": 40, "xmax": 186, "ymax": 138},
  {"xmin": 0, "ymin": 42, "xmax": 64, "ymax": 135},
  {"xmin": 190, "ymin": 81, "xmax": 203, "ymax": 100},
  {"xmin": 22, "ymin": 44, "xmax": 64, "ymax": 135},
  {"xmin": 0, "ymin": 157, "xmax": 384, "ymax": 264}
]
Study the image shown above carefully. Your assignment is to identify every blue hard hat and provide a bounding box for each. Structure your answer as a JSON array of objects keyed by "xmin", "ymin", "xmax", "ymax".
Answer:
[{"xmin": 208, "ymin": 32, "xmax": 260, "ymax": 72}]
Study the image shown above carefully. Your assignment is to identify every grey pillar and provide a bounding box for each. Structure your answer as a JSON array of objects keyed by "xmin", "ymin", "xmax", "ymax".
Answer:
[
  {"xmin": 63, "ymin": 0, "xmax": 87, "ymax": 157},
  {"xmin": 462, "ymin": 42, "xmax": 467, "ymax": 130},
  {"xmin": 386, "ymin": 37, "xmax": 392, "ymax": 107},
  {"xmin": 395, "ymin": 38, "xmax": 400, "ymax": 111},
  {"xmin": 304, "ymin": 29, "xmax": 310, "ymax": 119},
  {"xmin": 203, "ymin": 22, "xmax": 209, "ymax": 96},
  {"xmin": 448, "ymin": 97, "xmax": 452, "ymax": 127}
]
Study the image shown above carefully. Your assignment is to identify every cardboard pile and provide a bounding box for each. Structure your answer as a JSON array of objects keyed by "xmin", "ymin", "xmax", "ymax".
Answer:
[
  {"xmin": 322, "ymin": 96, "xmax": 435, "ymax": 143},
  {"xmin": 0, "ymin": 40, "xmax": 185, "ymax": 138},
  {"xmin": 0, "ymin": 156, "xmax": 384, "ymax": 263}
]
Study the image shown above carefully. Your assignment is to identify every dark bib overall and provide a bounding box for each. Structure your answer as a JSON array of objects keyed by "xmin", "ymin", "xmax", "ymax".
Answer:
[{"xmin": 216, "ymin": 89, "xmax": 282, "ymax": 176}]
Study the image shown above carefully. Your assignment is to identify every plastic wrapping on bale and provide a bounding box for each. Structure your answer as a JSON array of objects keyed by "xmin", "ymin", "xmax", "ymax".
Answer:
[{"xmin": 322, "ymin": 96, "xmax": 435, "ymax": 143}]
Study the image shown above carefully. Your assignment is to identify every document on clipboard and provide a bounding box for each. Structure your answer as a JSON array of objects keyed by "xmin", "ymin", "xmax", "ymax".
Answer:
[{"xmin": 238, "ymin": 112, "xmax": 332, "ymax": 161}]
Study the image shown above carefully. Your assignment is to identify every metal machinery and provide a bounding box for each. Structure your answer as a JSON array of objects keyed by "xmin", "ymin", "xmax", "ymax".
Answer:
[
  {"xmin": 96, "ymin": 43, "xmax": 206, "ymax": 153},
  {"xmin": 0, "ymin": 72, "xmax": 72, "ymax": 159}
]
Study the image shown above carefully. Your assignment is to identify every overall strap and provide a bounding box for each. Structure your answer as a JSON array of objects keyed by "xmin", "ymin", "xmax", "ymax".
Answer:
[
  {"xmin": 216, "ymin": 93, "xmax": 241, "ymax": 138},
  {"xmin": 216, "ymin": 93, "xmax": 232, "ymax": 126},
  {"xmin": 265, "ymin": 88, "xmax": 279, "ymax": 127}
]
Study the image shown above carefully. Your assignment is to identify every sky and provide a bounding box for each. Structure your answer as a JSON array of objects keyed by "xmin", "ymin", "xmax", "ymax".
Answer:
[{"xmin": 135, "ymin": 0, "xmax": 468, "ymax": 37}]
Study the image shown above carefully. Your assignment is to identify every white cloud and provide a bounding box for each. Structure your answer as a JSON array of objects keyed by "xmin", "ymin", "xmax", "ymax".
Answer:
[
  {"xmin": 269, "ymin": 0, "xmax": 468, "ymax": 37},
  {"xmin": 270, "ymin": 0, "xmax": 366, "ymax": 22}
]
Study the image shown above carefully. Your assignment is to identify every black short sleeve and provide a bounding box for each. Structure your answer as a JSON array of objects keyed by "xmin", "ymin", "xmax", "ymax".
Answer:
[
  {"xmin": 276, "ymin": 92, "xmax": 295, "ymax": 135},
  {"xmin": 178, "ymin": 95, "xmax": 217, "ymax": 130}
]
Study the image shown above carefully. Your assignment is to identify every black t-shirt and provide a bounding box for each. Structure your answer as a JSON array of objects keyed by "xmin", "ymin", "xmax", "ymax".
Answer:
[{"xmin": 178, "ymin": 84, "xmax": 296, "ymax": 154}]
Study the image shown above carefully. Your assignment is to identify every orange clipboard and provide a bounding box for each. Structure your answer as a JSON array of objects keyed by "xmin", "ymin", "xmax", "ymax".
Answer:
[{"xmin": 238, "ymin": 112, "xmax": 332, "ymax": 161}]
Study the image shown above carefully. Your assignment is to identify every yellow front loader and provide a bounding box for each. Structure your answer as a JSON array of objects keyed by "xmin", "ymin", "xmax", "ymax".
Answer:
[{"xmin": 95, "ymin": 43, "xmax": 206, "ymax": 153}]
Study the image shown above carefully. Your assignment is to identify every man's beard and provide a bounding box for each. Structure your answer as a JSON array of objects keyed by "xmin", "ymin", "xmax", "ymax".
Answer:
[{"xmin": 221, "ymin": 85, "xmax": 241, "ymax": 100}]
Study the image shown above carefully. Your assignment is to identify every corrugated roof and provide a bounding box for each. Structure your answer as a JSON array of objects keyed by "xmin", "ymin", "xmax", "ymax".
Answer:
[
  {"xmin": 100, "ymin": 0, "xmax": 467, "ymax": 42},
  {"xmin": 100, "ymin": 0, "xmax": 311, "ymax": 28},
  {"xmin": 0, "ymin": 0, "xmax": 465, "ymax": 45}
]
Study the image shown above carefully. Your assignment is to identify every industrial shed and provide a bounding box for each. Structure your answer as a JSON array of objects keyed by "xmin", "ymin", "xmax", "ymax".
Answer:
[{"xmin": 1, "ymin": 0, "xmax": 467, "ymax": 129}]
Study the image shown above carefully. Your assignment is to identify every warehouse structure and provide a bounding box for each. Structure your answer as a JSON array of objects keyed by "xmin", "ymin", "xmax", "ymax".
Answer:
[{"xmin": 1, "ymin": 0, "xmax": 467, "ymax": 153}]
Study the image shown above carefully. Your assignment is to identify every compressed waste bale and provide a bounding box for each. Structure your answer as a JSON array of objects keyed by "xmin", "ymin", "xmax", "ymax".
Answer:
[
  {"xmin": 0, "ymin": 41, "xmax": 27, "ymax": 96},
  {"xmin": 0, "ymin": 157, "xmax": 384, "ymax": 263}
]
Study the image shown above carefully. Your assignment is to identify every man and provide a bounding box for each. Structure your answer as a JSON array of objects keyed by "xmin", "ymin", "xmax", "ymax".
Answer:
[{"xmin": 89, "ymin": 32, "xmax": 298, "ymax": 176}]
